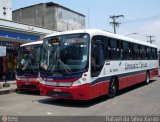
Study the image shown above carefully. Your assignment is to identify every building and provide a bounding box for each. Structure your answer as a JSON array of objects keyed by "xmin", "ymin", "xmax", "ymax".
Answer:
[
  {"xmin": 0, "ymin": 19, "xmax": 55, "ymax": 81},
  {"xmin": 0, "ymin": 1, "xmax": 85, "ymax": 81},
  {"xmin": 12, "ymin": 2, "xmax": 85, "ymax": 31},
  {"xmin": 0, "ymin": 0, "xmax": 12, "ymax": 20}
]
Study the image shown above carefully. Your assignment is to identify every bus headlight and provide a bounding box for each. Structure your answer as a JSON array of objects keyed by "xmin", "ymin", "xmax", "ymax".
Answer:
[
  {"xmin": 39, "ymin": 77, "xmax": 46, "ymax": 85},
  {"xmin": 72, "ymin": 78, "xmax": 87, "ymax": 86},
  {"xmin": 72, "ymin": 80, "xmax": 82, "ymax": 86}
]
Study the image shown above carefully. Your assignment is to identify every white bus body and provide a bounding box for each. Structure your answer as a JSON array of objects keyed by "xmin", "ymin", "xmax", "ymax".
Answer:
[{"xmin": 39, "ymin": 29, "xmax": 158, "ymax": 100}]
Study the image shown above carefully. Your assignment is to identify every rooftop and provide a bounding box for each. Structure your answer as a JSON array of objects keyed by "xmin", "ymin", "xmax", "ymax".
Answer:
[{"xmin": 13, "ymin": 2, "xmax": 85, "ymax": 17}]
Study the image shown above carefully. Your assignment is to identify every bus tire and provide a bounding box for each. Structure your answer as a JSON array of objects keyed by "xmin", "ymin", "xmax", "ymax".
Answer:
[
  {"xmin": 108, "ymin": 77, "xmax": 118, "ymax": 98},
  {"xmin": 145, "ymin": 71, "xmax": 150, "ymax": 85}
]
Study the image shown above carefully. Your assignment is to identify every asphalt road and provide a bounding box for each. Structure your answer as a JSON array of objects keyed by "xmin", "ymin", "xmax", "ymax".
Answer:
[{"xmin": 0, "ymin": 77, "xmax": 160, "ymax": 116}]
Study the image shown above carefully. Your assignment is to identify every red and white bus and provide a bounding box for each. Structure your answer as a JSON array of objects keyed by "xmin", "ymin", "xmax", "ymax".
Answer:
[
  {"xmin": 16, "ymin": 41, "xmax": 42, "ymax": 92},
  {"xmin": 39, "ymin": 29, "xmax": 158, "ymax": 100}
]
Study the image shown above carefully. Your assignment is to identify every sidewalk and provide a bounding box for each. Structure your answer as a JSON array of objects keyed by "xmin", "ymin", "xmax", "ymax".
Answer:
[{"xmin": 0, "ymin": 80, "xmax": 17, "ymax": 95}]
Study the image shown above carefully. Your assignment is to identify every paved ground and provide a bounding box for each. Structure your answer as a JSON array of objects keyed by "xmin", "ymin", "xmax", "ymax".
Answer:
[{"xmin": 0, "ymin": 77, "xmax": 160, "ymax": 116}]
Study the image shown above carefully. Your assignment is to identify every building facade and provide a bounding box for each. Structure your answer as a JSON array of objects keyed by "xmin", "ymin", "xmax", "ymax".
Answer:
[
  {"xmin": 13, "ymin": 2, "xmax": 85, "ymax": 31},
  {"xmin": 0, "ymin": 1, "xmax": 85, "ymax": 81},
  {"xmin": 0, "ymin": 19, "xmax": 55, "ymax": 81}
]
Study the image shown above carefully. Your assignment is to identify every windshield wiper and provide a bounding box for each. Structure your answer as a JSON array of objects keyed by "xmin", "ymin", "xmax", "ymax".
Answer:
[
  {"xmin": 27, "ymin": 53, "xmax": 39, "ymax": 74},
  {"xmin": 57, "ymin": 57, "xmax": 72, "ymax": 75},
  {"xmin": 47, "ymin": 46, "xmax": 72, "ymax": 75},
  {"xmin": 46, "ymin": 47, "xmax": 59, "ymax": 71},
  {"xmin": 48, "ymin": 57, "xmax": 72, "ymax": 76}
]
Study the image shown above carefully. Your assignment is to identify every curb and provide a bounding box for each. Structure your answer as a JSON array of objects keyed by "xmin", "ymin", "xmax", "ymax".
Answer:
[
  {"xmin": 0, "ymin": 83, "xmax": 3, "ymax": 89},
  {"xmin": 0, "ymin": 87, "xmax": 17, "ymax": 95}
]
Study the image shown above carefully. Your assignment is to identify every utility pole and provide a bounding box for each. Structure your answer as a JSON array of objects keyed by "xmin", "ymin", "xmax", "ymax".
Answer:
[
  {"xmin": 147, "ymin": 36, "xmax": 155, "ymax": 44},
  {"xmin": 110, "ymin": 15, "xmax": 124, "ymax": 34}
]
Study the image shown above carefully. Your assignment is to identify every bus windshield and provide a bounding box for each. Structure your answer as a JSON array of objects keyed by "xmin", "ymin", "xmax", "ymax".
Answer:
[
  {"xmin": 16, "ymin": 44, "xmax": 42, "ymax": 72},
  {"xmin": 40, "ymin": 33, "xmax": 90, "ymax": 76}
]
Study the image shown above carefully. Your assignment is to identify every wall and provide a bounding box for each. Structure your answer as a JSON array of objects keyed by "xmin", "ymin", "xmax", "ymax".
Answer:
[
  {"xmin": 56, "ymin": 7, "xmax": 85, "ymax": 31},
  {"xmin": 13, "ymin": 4, "xmax": 45, "ymax": 27},
  {"xmin": 43, "ymin": 5, "xmax": 57, "ymax": 30},
  {"xmin": 12, "ymin": 3, "xmax": 85, "ymax": 31},
  {"xmin": 0, "ymin": 0, "xmax": 12, "ymax": 20}
]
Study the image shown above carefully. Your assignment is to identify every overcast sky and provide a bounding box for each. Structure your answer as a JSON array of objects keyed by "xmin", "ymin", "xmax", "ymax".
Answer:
[{"xmin": 13, "ymin": 0, "xmax": 160, "ymax": 48}]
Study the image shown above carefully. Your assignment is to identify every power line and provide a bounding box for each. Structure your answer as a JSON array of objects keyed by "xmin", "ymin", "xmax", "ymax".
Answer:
[
  {"xmin": 122, "ymin": 14, "xmax": 160, "ymax": 24},
  {"xmin": 120, "ymin": 18, "xmax": 148, "ymax": 37},
  {"xmin": 110, "ymin": 15, "xmax": 124, "ymax": 34}
]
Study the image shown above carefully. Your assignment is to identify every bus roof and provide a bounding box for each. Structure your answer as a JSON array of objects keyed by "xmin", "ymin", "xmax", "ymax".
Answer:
[
  {"xmin": 44, "ymin": 29, "xmax": 157, "ymax": 48},
  {"xmin": 20, "ymin": 41, "xmax": 43, "ymax": 47}
]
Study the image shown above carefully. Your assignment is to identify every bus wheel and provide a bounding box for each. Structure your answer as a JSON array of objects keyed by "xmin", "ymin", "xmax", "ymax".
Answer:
[
  {"xmin": 108, "ymin": 77, "xmax": 118, "ymax": 98},
  {"xmin": 145, "ymin": 72, "xmax": 150, "ymax": 85}
]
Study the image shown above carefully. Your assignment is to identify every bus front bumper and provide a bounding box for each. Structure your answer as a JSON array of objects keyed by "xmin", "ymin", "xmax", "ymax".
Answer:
[
  {"xmin": 40, "ymin": 84, "xmax": 92, "ymax": 100},
  {"xmin": 16, "ymin": 80, "xmax": 40, "ymax": 91}
]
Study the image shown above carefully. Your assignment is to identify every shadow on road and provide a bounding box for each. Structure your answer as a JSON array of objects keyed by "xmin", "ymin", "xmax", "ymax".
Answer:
[
  {"xmin": 16, "ymin": 90, "xmax": 40, "ymax": 96},
  {"xmin": 38, "ymin": 95, "xmax": 109, "ymax": 108},
  {"xmin": 38, "ymin": 80, "xmax": 156, "ymax": 108}
]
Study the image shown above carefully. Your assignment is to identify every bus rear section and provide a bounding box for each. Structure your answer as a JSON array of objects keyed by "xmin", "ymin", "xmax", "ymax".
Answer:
[
  {"xmin": 39, "ymin": 29, "xmax": 159, "ymax": 100},
  {"xmin": 16, "ymin": 41, "xmax": 42, "ymax": 91}
]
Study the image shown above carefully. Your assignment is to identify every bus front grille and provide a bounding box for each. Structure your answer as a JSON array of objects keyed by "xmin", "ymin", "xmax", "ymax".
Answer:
[
  {"xmin": 21, "ymin": 85, "xmax": 37, "ymax": 89},
  {"xmin": 47, "ymin": 91, "xmax": 72, "ymax": 98}
]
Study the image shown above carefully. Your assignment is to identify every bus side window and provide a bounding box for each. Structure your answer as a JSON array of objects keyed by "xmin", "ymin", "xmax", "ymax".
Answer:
[
  {"xmin": 140, "ymin": 46, "xmax": 145, "ymax": 60},
  {"xmin": 108, "ymin": 38, "xmax": 120, "ymax": 60},
  {"xmin": 147, "ymin": 47, "xmax": 152, "ymax": 60},
  {"xmin": 138, "ymin": 45, "xmax": 142, "ymax": 60},
  {"xmin": 133, "ymin": 44, "xmax": 139, "ymax": 60},
  {"xmin": 152, "ymin": 48, "xmax": 158, "ymax": 60},
  {"xmin": 91, "ymin": 36, "xmax": 106, "ymax": 77},
  {"xmin": 121, "ymin": 41, "xmax": 132, "ymax": 60},
  {"xmin": 155, "ymin": 48, "xmax": 158, "ymax": 59},
  {"xmin": 142, "ymin": 46, "xmax": 147, "ymax": 60}
]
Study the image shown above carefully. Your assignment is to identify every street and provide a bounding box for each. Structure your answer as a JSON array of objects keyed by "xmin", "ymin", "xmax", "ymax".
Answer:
[{"xmin": 0, "ymin": 77, "xmax": 160, "ymax": 116}]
